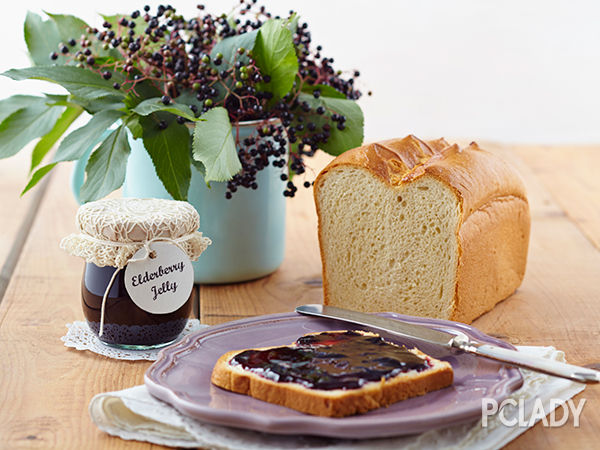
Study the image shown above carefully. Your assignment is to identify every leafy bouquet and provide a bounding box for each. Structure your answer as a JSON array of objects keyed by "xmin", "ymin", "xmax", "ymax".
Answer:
[{"xmin": 0, "ymin": 2, "xmax": 365, "ymax": 201}]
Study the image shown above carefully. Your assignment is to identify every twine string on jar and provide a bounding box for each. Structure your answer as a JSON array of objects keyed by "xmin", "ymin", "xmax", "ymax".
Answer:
[
  {"xmin": 93, "ymin": 236, "xmax": 191, "ymax": 337},
  {"xmin": 60, "ymin": 198, "xmax": 211, "ymax": 348}
]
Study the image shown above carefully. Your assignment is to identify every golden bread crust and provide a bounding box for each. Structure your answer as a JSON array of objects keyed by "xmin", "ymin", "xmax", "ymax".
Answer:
[
  {"xmin": 314, "ymin": 136, "xmax": 531, "ymax": 323},
  {"xmin": 316, "ymin": 136, "xmax": 528, "ymax": 224},
  {"xmin": 452, "ymin": 195, "xmax": 530, "ymax": 322}
]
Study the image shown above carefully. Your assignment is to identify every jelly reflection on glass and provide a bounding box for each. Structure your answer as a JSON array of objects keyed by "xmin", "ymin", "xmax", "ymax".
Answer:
[{"xmin": 81, "ymin": 262, "xmax": 192, "ymax": 350}]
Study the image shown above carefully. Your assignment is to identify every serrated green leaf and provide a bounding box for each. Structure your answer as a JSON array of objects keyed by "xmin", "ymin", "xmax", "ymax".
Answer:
[
  {"xmin": 30, "ymin": 105, "xmax": 82, "ymax": 170},
  {"xmin": 140, "ymin": 113, "xmax": 191, "ymax": 201},
  {"xmin": 53, "ymin": 109, "xmax": 122, "ymax": 162},
  {"xmin": 295, "ymin": 92, "xmax": 363, "ymax": 156},
  {"xmin": 24, "ymin": 11, "xmax": 62, "ymax": 66},
  {"xmin": 0, "ymin": 95, "xmax": 47, "ymax": 123},
  {"xmin": 192, "ymin": 107, "xmax": 241, "ymax": 183},
  {"xmin": 301, "ymin": 83, "xmax": 346, "ymax": 99},
  {"xmin": 80, "ymin": 124, "xmax": 130, "ymax": 202},
  {"xmin": 253, "ymin": 19, "xmax": 298, "ymax": 99},
  {"xmin": 3, "ymin": 66, "xmax": 126, "ymax": 100},
  {"xmin": 21, "ymin": 162, "xmax": 56, "ymax": 196},
  {"xmin": 132, "ymin": 98, "xmax": 199, "ymax": 121},
  {"xmin": 211, "ymin": 30, "xmax": 258, "ymax": 67},
  {"xmin": 0, "ymin": 103, "xmax": 65, "ymax": 159},
  {"xmin": 190, "ymin": 157, "xmax": 206, "ymax": 176}
]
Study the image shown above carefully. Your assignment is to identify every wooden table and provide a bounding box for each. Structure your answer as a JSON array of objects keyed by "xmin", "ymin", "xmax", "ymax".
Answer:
[{"xmin": 0, "ymin": 142, "xmax": 598, "ymax": 448}]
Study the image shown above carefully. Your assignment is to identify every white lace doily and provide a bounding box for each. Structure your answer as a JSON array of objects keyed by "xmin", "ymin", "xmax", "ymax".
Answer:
[
  {"xmin": 62, "ymin": 320, "xmax": 208, "ymax": 360},
  {"xmin": 89, "ymin": 346, "xmax": 587, "ymax": 449}
]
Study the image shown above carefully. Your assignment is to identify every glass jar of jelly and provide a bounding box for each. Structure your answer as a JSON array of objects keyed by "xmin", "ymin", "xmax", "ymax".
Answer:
[{"xmin": 61, "ymin": 198, "xmax": 211, "ymax": 349}]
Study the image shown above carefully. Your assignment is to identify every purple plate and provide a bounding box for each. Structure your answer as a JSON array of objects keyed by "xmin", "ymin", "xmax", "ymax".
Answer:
[{"xmin": 145, "ymin": 312, "xmax": 523, "ymax": 439}]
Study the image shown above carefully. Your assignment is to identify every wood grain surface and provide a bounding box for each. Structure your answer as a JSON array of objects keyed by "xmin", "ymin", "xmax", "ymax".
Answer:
[
  {"xmin": 473, "ymin": 142, "xmax": 600, "ymax": 448},
  {"xmin": 0, "ymin": 143, "xmax": 598, "ymax": 449},
  {"xmin": 0, "ymin": 150, "xmax": 49, "ymax": 302},
  {"xmin": 0, "ymin": 164, "xmax": 155, "ymax": 449}
]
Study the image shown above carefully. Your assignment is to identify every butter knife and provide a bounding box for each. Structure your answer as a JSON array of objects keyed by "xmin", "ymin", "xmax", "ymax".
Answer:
[{"xmin": 296, "ymin": 304, "xmax": 600, "ymax": 384}]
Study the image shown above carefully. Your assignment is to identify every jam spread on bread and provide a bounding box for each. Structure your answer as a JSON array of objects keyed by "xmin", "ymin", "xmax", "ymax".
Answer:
[{"xmin": 229, "ymin": 331, "xmax": 430, "ymax": 390}]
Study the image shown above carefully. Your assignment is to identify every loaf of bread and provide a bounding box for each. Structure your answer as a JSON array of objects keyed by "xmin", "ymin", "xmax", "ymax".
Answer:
[
  {"xmin": 314, "ymin": 135, "xmax": 530, "ymax": 324},
  {"xmin": 211, "ymin": 330, "xmax": 453, "ymax": 417}
]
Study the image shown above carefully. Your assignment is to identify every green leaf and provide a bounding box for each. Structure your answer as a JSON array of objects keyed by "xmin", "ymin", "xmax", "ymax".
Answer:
[
  {"xmin": 125, "ymin": 114, "xmax": 144, "ymax": 140},
  {"xmin": 24, "ymin": 12, "xmax": 109, "ymax": 66},
  {"xmin": 0, "ymin": 95, "xmax": 47, "ymax": 123},
  {"xmin": 190, "ymin": 157, "xmax": 206, "ymax": 176},
  {"xmin": 101, "ymin": 13, "xmax": 145, "ymax": 37},
  {"xmin": 132, "ymin": 98, "xmax": 199, "ymax": 121},
  {"xmin": 225, "ymin": 10, "xmax": 238, "ymax": 30},
  {"xmin": 39, "ymin": 93, "xmax": 90, "ymax": 110},
  {"xmin": 192, "ymin": 107, "xmax": 241, "ymax": 183},
  {"xmin": 286, "ymin": 12, "xmax": 299, "ymax": 33},
  {"xmin": 0, "ymin": 103, "xmax": 65, "ymax": 159},
  {"xmin": 125, "ymin": 79, "xmax": 164, "ymax": 109},
  {"xmin": 44, "ymin": 93, "xmax": 69, "ymax": 103},
  {"xmin": 30, "ymin": 105, "xmax": 82, "ymax": 170},
  {"xmin": 301, "ymin": 83, "xmax": 346, "ymax": 99},
  {"xmin": 53, "ymin": 109, "xmax": 122, "ymax": 162},
  {"xmin": 45, "ymin": 12, "xmax": 88, "ymax": 42},
  {"xmin": 211, "ymin": 30, "xmax": 258, "ymax": 66},
  {"xmin": 47, "ymin": 13, "xmax": 119, "ymax": 60},
  {"xmin": 80, "ymin": 124, "xmax": 131, "ymax": 202},
  {"xmin": 24, "ymin": 11, "xmax": 62, "ymax": 66},
  {"xmin": 253, "ymin": 19, "xmax": 298, "ymax": 99},
  {"xmin": 295, "ymin": 92, "xmax": 364, "ymax": 156},
  {"xmin": 68, "ymin": 94, "xmax": 126, "ymax": 114},
  {"xmin": 101, "ymin": 14, "xmax": 156, "ymax": 55},
  {"xmin": 140, "ymin": 113, "xmax": 192, "ymax": 201},
  {"xmin": 3, "ymin": 66, "xmax": 126, "ymax": 100},
  {"xmin": 21, "ymin": 162, "xmax": 56, "ymax": 196},
  {"xmin": 174, "ymin": 90, "xmax": 203, "ymax": 112}
]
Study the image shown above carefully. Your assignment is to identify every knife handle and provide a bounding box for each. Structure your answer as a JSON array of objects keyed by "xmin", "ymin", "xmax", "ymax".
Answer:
[{"xmin": 452, "ymin": 336, "xmax": 599, "ymax": 383}]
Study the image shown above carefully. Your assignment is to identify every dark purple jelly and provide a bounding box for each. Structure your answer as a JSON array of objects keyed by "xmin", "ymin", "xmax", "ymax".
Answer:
[
  {"xmin": 230, "ymin": 330, "xmax": 430, "ymax": 390},
  {"xmin": 81, "ymin": 262, "xmax": 193, "ymax": 348}
]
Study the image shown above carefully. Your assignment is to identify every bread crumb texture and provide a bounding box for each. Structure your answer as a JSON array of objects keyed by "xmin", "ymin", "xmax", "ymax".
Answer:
[
  {"xmin": 315, "ymin": 135, "xmax": 530, "ymax": 323},
  {"xmin": 318, "ymin": 168, "xmax": 459, "ymax": 318}
]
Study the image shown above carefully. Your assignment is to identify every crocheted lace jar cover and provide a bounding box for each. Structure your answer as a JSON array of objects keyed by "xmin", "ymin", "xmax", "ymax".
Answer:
[{"xmin": 60, "ymin": 198, "xmax": 211, "ymax": 268}]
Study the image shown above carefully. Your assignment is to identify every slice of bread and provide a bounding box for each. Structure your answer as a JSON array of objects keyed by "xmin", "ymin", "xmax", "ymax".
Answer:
[
  {"xmin": 211, "ymin": 330, "xmax": 453, "ymax": 417},
  {"xmin": 314, "ymin": 135, "xmax": 530, "ymax": 323}
]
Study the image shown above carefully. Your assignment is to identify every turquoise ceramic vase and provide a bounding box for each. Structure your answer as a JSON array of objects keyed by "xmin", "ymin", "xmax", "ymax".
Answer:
[{"xmin": 72, "ymin": 120, "xmax": 287, "ymax": 284}]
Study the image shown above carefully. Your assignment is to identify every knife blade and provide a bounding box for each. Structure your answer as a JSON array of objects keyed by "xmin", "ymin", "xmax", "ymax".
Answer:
[{"xmin": 296, "ymin": 304, "xmax": 600, "ymax": 384}]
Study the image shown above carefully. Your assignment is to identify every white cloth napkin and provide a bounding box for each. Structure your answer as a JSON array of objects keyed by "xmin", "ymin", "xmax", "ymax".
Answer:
[{"xmin": 89, "ymin": 346, "xmax": 586, "ymax": 449}]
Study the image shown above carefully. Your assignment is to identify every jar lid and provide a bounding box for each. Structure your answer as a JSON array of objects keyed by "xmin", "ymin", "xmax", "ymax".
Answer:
[{"xmin": 61, "ymin": 198, "xmax": 211, "ymax": 268}]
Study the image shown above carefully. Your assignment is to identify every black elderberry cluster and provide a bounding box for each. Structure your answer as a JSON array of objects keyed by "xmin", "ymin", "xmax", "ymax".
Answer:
[{"xmin": 50, "ymin": 1, "xmax": 365, "ymax": 199}]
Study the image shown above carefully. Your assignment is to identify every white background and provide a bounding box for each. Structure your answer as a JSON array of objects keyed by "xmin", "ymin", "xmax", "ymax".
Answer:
[{"xmin": 1, "ymin": 0, "xmax": 599, "ymax": 144}]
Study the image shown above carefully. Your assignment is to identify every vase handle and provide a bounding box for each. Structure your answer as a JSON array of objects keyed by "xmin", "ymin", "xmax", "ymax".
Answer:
[{"xmin": 70, "ymin": 129, "xmax": 114, "ymax": 205}]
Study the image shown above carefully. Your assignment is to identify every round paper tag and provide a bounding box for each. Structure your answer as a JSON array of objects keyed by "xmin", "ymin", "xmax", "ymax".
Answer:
[{"xmin": 124, "ymin": 242, "xmax": 194, "ymax": 314}]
